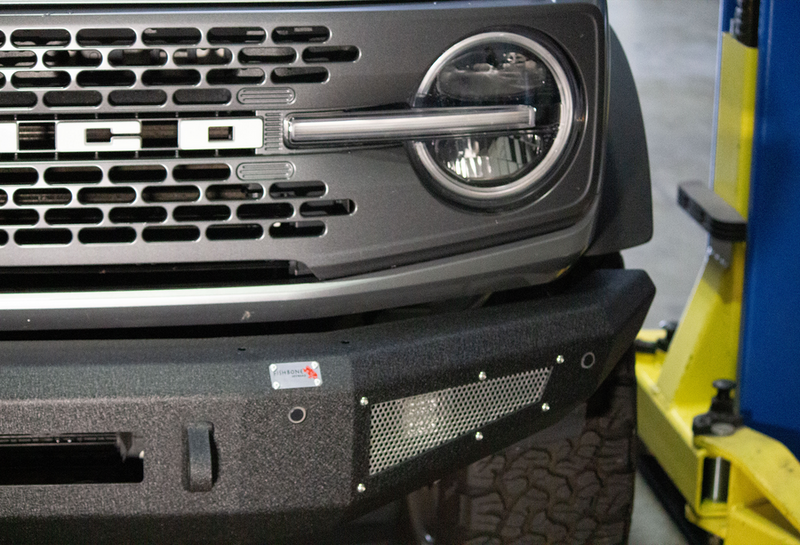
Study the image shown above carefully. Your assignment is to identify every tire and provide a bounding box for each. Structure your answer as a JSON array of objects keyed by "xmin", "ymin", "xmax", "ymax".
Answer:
[{"xmin": 428, "ymin": 348, "xmax": 637, "ymax": 545}]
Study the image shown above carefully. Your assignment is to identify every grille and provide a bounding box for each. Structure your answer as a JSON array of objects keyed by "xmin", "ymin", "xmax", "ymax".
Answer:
[
  {"xmin": 0, "ymin": 159, "xmax": 355, "ymax": 250},
  {"xmin": 0, "ymin": 23, "xmax": 358, "ymax": 115},
  {"xmin": 368, "ymin": 367, "xmax": 552, "ymax": 475},
  {"xmin": 0, "ymin": 20, "xmax": 361, "ymax": 261}
]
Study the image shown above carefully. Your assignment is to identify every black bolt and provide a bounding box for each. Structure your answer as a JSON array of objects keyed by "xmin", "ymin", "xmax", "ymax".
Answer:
[{"xmin": 710, "ymin": 379, "xmax": 737, "ymax": 415}]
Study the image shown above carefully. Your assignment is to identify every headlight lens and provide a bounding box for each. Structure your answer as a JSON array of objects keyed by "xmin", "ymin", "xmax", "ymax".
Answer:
[{"xmin": 412, "ymin": 32, "xmax": 578, "ymax": 206}]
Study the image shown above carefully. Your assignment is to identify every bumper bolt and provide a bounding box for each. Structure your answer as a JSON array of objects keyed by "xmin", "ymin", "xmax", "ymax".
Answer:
[
  {"xmin": 357, "ymin": 483, "xmax": 366, "ymax": 493},
  {"xmin": 556, "ymin": 355, "xmax": 565, "ymax": 364},
  {"xmin": 478, "ymin": 371, "xmax": 487, "ymax": 381},
  {"xmin": 360, "ymin": 397, "xmax": 369, "ymax": 407},
  {"xmin": 475, "ymin": 431, "xmax": 484, "ymax": 441},
  {"xmin": 541, "ymin": 403, "xmax": 550, "ymax": 412}
]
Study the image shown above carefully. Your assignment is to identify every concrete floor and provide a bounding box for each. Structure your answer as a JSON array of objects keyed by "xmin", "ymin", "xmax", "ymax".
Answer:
[
  {"xmin": 609, "ymin": 0, "xmax": 720, "ymax": 543},
  {"xmin": 611, "ymin": 0, "xmax": 719, "ymax": 329}
]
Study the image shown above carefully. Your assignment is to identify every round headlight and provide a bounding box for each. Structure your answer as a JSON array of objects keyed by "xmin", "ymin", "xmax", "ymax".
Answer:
[{"xmin": 412, "ymin": 31, "xmax": 579, "ymax": 208}]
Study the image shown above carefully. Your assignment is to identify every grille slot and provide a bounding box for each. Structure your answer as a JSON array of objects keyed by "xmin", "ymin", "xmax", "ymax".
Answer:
[
  {"xmin": 269, "ymin": 220, "xmax": 324, "ymax": 238},
  {"xmin": 269, "ymin": 181, "xmax": 326, "ymax": 199},
  {"xmin": 206, "ymin": 68, "xmax": 264, "ymax": 85},
  {"xmin": 45, "ymin": 208, "xmax": 103, "ymax": 225},
  {"xmin": 44, "ymin": 91, "xmax": 103, "ymax": 107},
  {"xmin": 11, "ymin": 29, "xmax": 70, "ymax": 48},
  {"xmin": 207, "ymin": 27, "xmax": 266, "ymax": 45},
  {"xmin": 0, "ymin": 51, "xmax": 37, "ymax": 68},
  {"xmin": 15, "ymin": 229, "xmax": 72, "ymax": 245},
  {"xmin": 368, "ymin": 367, "xmax": 553, "ymax": 474},
  {"xmin": 173, "ymin": 88, "xmax": 231, "ymax": 105},
  {"xmin": 108, "ymin": 165, "xmax": 167, "ymax": 184},
  {"xmin": 302, "ymin": 46, "xmax": 359, "ymax": 63},
  {"xmin": 0, "ymin": 31, "xmax": 4, "ymax": 47},
  {"xmin": 12, "ymin": 71, "xmax": 70, "ymax": 89},
  {"xmin": 142, "ymin": 28, "xmax": 201, "ymax": 46},
  {"xmin": 142, "ymin": 185, "xmax": 200, "ymax": 203},
  {"xmin": 19, "ymin": 123, "xmax": 54, "ymax": 150},
  {"xmin": 0, "ymin": 261, "xmax": 315, "ymax": 290},
  {"xmin": 237, "ymin": 202, "xmax": 293, "ymax": 220},
  {"xmin": 77, "ymin": 70, "xmax": 136, "ymax": 87},
  {"xmin": 0, "ymin": 209, "xmax": 38, "ymax": 225},
  {"xmin": 206, "ymin": 223, "xmax": 263, "ymax": 240},
  {"xmin": 140, "ymin": 121, "xmax": 178, "ymax": 148},
  {"xmin": 142, "ymin": 225, "xmax": 199, "ymax": 242},
  {"xmin": 0, "ymin": 167, "xmax": 38, "ymax": 185},
  {"xmin": 0, "ymin": 190, "xmax": 5, "ymax": 206},
  {"xmin": 206, "ymin": 183, "xmax": 263, "ymax": 201},
  {"xmin": 108, "ymin": 49, "xmax": 167, "ymax": 67},
  {"xmin": 238, "ymin": 47, "xmax": 296, "ymax": 64},
  {"xmin": 79, "ymin": 226, "xmax": 136, "ymax": 244},
  {"xmin": 272, "ymin": 26, "xmax": 329, "ymax": 44},
  {"xmin": 109, "ymin": 89, "xmax": 167, "ymax": 106},
  {"xmin": 0, "ymin": 92, "xmax": 37, "ymax": 108},
  {"xmin": 300, "ymin": 199, "xmax": 354, "ymax": 217},
  {"xmin": 173, "ymin": 163, "xmax": 230, "ymax": 182},
  {"xmin": 173, "ymin": 204, "xmax": 230, "ymax": 222},
  {"xmin": 14, "ymin": 188, "xmax": 71, "ymax": 206},
  {"xmin": 44, "ymin": 166, "xmax": 102, "ymax": 184},
  {"xmin": 14, "ymin": 229, "xmax": 72, "ymax": 246},
  {"xmin": 0, "ymin": 231, "xmax": 7, "ymax": 245},
  {"xmin": 76, "ymin": 28, "xmax": 136, "ymax": 47},
  {"xmin": 142, "ymin": 69, "xmax": 201, "ymax": 86},
  {"xmin": 271, "ymin": 67, "xmax": 328, "ymax": 84},
  {"xmin": 77, "ymin": 187, "xmax": 136, "ymax": 204},
  {"xmin": 44, "ymin": 50, "xmax": 102, "ymax": 67},
  {"xmin": 109, "ymin": 206, "xmax": 167, "ymax": 223},
  {"xmin": 174, "ymin": 48, "xmax": 233, "ymax": 66}
]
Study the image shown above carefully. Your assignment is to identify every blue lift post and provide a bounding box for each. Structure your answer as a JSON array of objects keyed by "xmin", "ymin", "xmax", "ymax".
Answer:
[
  {"xmin": 635, "ymin": 1, "xmax": 800, "ymax": 542},
  {"xmin": 738, "ymin": 1, "xmax": 800, "ymax": 460}
]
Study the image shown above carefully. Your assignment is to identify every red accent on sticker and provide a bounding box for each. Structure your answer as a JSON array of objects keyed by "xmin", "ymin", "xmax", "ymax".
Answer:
[{"xmin": 303, "ymin": 366, "xmax": 318, "ymax": 380}]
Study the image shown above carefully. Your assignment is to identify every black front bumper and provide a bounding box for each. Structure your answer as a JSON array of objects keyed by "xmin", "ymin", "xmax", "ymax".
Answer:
[{"xmin": 0, "ymin": 269, "xmax": 653, "ymax": 543}]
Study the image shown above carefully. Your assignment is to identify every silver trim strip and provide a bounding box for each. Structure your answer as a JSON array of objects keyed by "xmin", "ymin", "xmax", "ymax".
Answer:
[
  {"xmin": 0, "ymin": 200, "xmax": 597, "ymax": 330},
  {"xmin": 286, "ymin": 106, "xmax": 536, "ymax": 145}
]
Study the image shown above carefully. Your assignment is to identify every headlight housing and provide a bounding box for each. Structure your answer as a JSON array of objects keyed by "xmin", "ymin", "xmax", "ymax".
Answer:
[{"xmin": 411, "ymin": 31, "xmax": 580, "ymax": 209}]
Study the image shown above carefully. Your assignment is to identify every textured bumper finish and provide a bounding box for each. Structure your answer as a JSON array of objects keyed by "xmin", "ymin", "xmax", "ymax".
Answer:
[{"xmin": 0, "ymin": 269, "xmax": 653, "ymax": 543}]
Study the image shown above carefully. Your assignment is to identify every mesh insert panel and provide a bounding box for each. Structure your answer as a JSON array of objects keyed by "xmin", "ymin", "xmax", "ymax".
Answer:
[{"xmin": 368, "ymin": 366, "xmax": 552, "ymax": 474}]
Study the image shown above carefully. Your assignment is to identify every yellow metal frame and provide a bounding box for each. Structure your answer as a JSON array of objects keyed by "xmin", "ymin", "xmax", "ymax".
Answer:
[{"xmin": 636, "ymin": 34, "xmax": 800, "ymax": 544}]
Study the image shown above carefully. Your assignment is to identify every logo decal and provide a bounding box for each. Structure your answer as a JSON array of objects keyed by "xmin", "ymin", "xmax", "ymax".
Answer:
[{"xmin": 269, "ymin": 361, "xmax": 323, "ymax": 390}]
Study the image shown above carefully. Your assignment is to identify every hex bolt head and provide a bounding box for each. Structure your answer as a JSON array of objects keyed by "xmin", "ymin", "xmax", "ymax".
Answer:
[
  {"xmin": 475, "ymin": 431, "xmax": 484, "ymax": 441},
  {"xmin": 272, "ymin": 382, "xmax": 280, "ymax": 390},
  {"xmin": 314, "ymin": 379, "xmax": 322, "ymax": 386},
  {"xmin": 478, "ymin": 371, "xmax": 487, "ymax": 381},
  {"xmin": 356, "ymin": 483, "xmax": 366, "ymax": 493},
  {"xmin": 269, "ymin": 364, "xmax": 277, "ymax": 372},
  {"xmin": 556, "ymin": 355, "xmax": 565, "ymax": 364},
  {"xmin": 541, "ymin": 403, "xmax": 550, "ymax": 412},
  {"xmin": 311, "ymin": 362, "xmax": 319, "ymax": 370},
  {"xmin": 360, "ymin": 397, "xmax": 369, "ymax": 407}
]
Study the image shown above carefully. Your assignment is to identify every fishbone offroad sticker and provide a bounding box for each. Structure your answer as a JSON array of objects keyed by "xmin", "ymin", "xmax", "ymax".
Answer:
[{"xmin": 269, "ymin": 361, "xmax": 323, "ymax": 390}]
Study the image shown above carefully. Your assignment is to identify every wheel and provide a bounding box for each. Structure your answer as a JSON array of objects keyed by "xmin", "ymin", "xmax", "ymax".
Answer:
[{"xmin": 413, "ymin": 348, "xmax": 637, "ymax": 545}]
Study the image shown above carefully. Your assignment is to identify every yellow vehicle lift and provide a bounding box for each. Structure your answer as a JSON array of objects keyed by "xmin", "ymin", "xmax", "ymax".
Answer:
[{"xmin": 635, "ymin": 14, "xmax": 800, "ymax": 545}]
